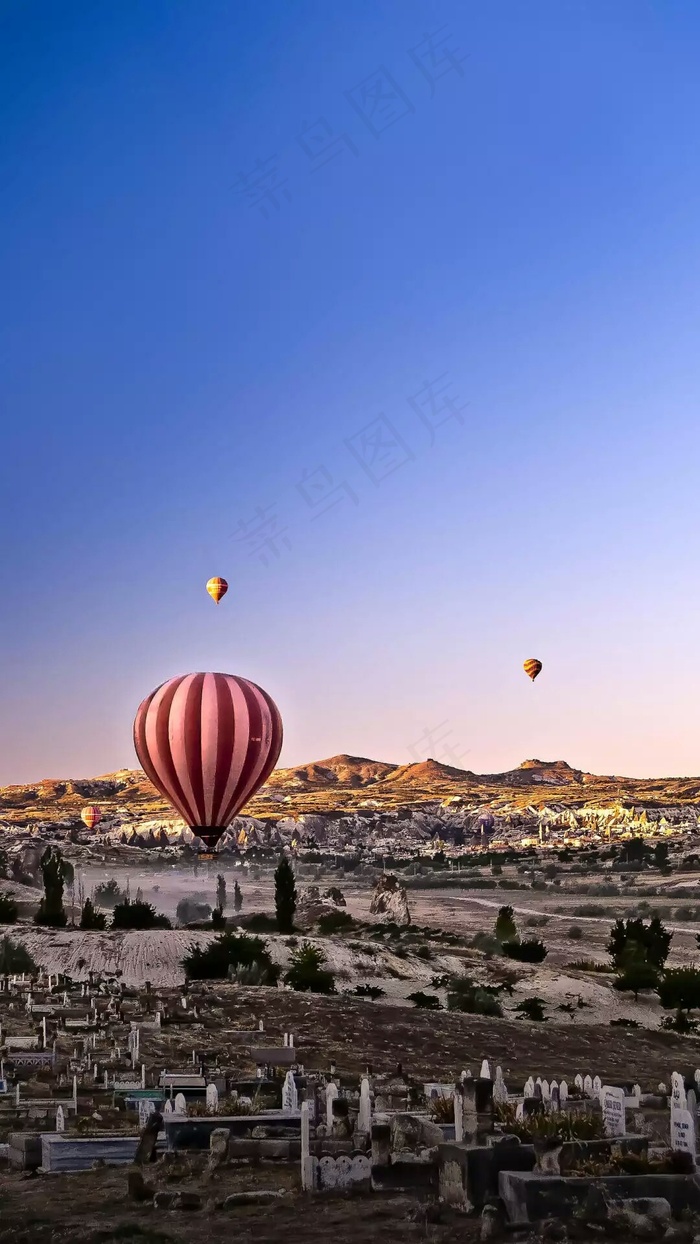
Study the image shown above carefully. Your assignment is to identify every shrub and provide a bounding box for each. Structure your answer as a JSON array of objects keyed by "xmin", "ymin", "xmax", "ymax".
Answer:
[
  {"xmin": 608, "ymin": 917, "xmax": 671, "ymax": 972},
  {"xmin": 446, "ymin": 976, "xmax": 503, "ymax": 1017},
  {"xmin": 79, "ymin": 898, "xmax": 107, "ymax": 930},
  {"xmin": 0, "ymin": 935, "xmax": 37, "ymax": 976},
  {"xmin": 613, "ymin": 957, "xmax": 660, "ymax": 999},
  {"xmin": 316, "ymin": 910, "xmax": 354, "ymax": 935},
  {"xmin": 514, "ymin": 996, "xmax": 547, "ymax": 1021},
  {"xmin": 495, "ymin": 1103, "xmax": 604, "ymax": 1141},
  {"xmin": 564, "ymin": 959, "xmax": 614, "ymax": 973},
  {"xmin": 431, "ymin": 973, "xmax": 451, "ymax": 989},
  {"xmin": 243, "ymin": 913, "xmax": 279, "ymax": 933},
  {"xmin": 183, "ymin": 932, "xmax": 279, "ymax": 983},
  {"xmin": 111, "ymin": 900, "xmax": 171, "ymax": 930},
  {"xmin": 657, "ymin": 966, "xmax": 700, "ymax": 1016},
  {"xmin": 0, "ymin": 894, "xmax": 18, "ymax": 924},
  {"xmin": 567, "ymin": 926, "xmax": 583, "ymax": 940},
  {"xmin": 471, "ymin": 932, "xmax": 501, "ymax": 956},
  {"xmin": 93, "ymin": 879, "xmax": 125, "ymax": 908},
  {"xmin": 351, "ymin": 983, "xmax": 385, "ymax": 1000},
  {"xmin": 211, "ymin": 907, "xmax": 226, "ymax": 929},
  {"xmin": 525, "ymin": 915, "xmax": 550, "ymax": 928},
  {"xmin": 503, "ymin": 938, "xmax": 547, "ymax": 963},
  {"xmin": 285, "ymin": 942, "xmax": 336, "ymax": 994},
  {"xmin": 610, "ymin": 1017, "xmax": 640, "ymax": 1028},
  {"xmin": 176, "ymin": 898, "xmax": 212, "ymax": 925},
  {"xmin": 407, "ymin": 991, "xmax": 442, "ymax": 1010},
  {"xmin": 495, "ymin": 905, "xmax": 518, "ymax": 944},
  {"xmin": 674, "ymin": 907, "xmax": 700, "ymax": 922},
  {"xmin": 415, "ymin": 945, "xmax": 433, "ymax": 961},
  {"xmin": 572, "ymin": 904, "xmax": 606, "ymax": 917}
]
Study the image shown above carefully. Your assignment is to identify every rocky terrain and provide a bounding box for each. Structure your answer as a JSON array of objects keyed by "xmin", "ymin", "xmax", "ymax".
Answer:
[{"xmin": 2, "ymin": 756, "xmax": 700, "ymax": 854}]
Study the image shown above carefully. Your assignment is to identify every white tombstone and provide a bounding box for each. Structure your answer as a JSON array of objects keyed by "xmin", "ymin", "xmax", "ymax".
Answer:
[
  {"xmin": 560, "ymin": 1080, "xmax": 568, "ymax": 1105},
  {"xmin": 479, "ymin": 1060, "xmax": 491, "ymax": 1080},
  {"xmin": 574, "ymin": 1074, "xmax": 583, "ymax": 1090},
  {"xmin": 174, "ymin": 1093, "xmax": 187, "ymax": 1115},
  {"xmin": 300, "ymin": 1100, "xmax": 314, "ymax": 1191},
  {"xmin": 601, "ymin": 1086, "xmax": 626, "ymax": 1137},
  {"xmin": 358, "ymin": 1077, "xmax": 371, "ymax": 1134},
  {"xmin": 72, "ymin": 1075, "xmax": 78, "ymax": 1107},
  {"xmin": 205, "ymin": 1083, "xmax": 219, "ymax": 1115},
  {"xmin": 632, "ymin": 1083, "xmax": 641, "ymax": 1102},
  {"xmin": 688, "ymin": 1089, "xmax": 697, "ymax": 1115},
  {"xmin": 671, "ymin": 1071, "xmax": 687, "ymax": 1111},
  {"xmin": 695, "ymin": 1069, "xmax": 700, "ymax": 1095},
  {"xmin": 141, "ymin": 1062, "xmax": 146, "ymax": 1088},
  {"xmin": 282, "ymin": 1071, "xmax": 298, "ymax": 1115},
  {"xmin": 326, "ymin": 1081, "xmax": 338, "ymax": 1129},
  {"xmin": 515, "ymin": 1100, "xmax": 524, "ymax": 1121},
  {"xmin": 103, "ymin": 1070, "xmax": 109, "ymax": 1089},
  {"xmin": 592, "ymin": 1075, "xmax": 602, "ymax": 1096},
  {"xmin": 164, "ymin": 1099, "xmax": 173, "ymax": 1115},
  {"xmin": 583, "ymin": 1075, "xmax": 593, "ymax": 1098},
  {"xmin": 138, "ymin": 1098, "xmax": 155, "ymax": 1128},
  {"xmin": 671, "ymin": 1106, "xmax": 696, "ymax": 1160},
  {"xmin": 524, "ymin": 1076, "xmax": 535, "ymax": 1098}
]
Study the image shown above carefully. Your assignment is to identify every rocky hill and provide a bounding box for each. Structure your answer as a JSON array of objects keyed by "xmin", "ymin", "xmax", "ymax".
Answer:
[{"xmin": 2, "ymin": 755, "xmax": 700, "ymax": 838}]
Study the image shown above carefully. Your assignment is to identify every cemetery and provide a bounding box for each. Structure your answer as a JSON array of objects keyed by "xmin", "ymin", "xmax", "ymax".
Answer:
[{"xmin": 2, "ymin": 970, "xmax": 700, "ymax": 1240}]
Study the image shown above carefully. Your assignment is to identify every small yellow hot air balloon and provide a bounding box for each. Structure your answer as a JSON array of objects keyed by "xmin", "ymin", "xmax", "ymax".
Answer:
[
  {"xmin": 206, "ymin": 577, "xmax": 228, "ymax": 604},
  {"xmin": 523, "ymin": 658, "xmax": 543, "ymax": 682}
]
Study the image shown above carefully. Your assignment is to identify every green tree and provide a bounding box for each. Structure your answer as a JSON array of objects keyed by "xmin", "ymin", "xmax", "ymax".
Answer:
[
  {"xmin": 0, "ymin": 894, "xmax": 18, "ymax": 924},
  {"xmin": 79, "ymin": 898, "xmax": 107, "ymax": 930},
  {"xmin": 274, "ymin": 854, "xmax": 297, "ymax": 933},
  {"xmin": 613, "ymin": 951, "xmax": 660, "ymax": 1000},
  {"xmin": 654, "ymin": 842, "xmax": 670, "ymax": 870},
  {"xmin": 503, "ymin": 938, "xmax": 547, "ymax": 963},
  {"xmin": 608, "ymin": 917, "xmax": 671, "ymax": 972},
  {"xmin": 285, "ymin": 942, "xmax": 335, "ymax": 994},
  {"xmin": 216, "ymin": 874, "xmax": 227, "ymax": 912},
  {"xmin": 495, "ymin": 904, "xmax": 518, "ymax": 944},
  {"xmin": 34, "ymin": 847, "xmax": 67, "ymax": 927},
  {"xmin": 658, "ymin": 967, "xmax": 700, "ymax": 1017},
  {"xmin": 233, "ymin": 881, "xmax": 243, "ymax": 913},
  {"xmin": 0, "ymin": 935, "xmax": 37, "ymax": 976}
]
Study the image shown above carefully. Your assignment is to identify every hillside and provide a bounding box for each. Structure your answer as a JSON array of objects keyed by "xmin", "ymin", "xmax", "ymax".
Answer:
[{"xmin": 2, "ymin": 754, "xmax": 700, "ymax": 835}]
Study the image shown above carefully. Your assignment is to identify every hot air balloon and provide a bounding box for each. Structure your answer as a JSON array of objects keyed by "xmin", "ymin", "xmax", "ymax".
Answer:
[
  {"xmin": 523, "ymin": 658, "xmax": 542, "ymax": 682},
  {"xmin": 133, "ymin": 672, "xmax": 283, "ymax": 854},
  {"xmin": 206, "ymin": 577, "xmax": 228, "ymax": 604},
  {"xmin": 81, "ymin": 805, "xmax": 102, "ymax": 831}
]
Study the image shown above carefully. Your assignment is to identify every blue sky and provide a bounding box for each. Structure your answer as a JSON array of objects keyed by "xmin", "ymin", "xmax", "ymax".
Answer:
[{"xmin": 2, "ymin": 0, "xmax": 700, "ymax": 783}]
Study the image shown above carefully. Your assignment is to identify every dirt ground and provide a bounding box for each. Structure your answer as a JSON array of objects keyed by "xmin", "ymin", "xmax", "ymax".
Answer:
[{"xmin": 0, "ymin": 1166, "xmax": 478, "ymax": 1244}]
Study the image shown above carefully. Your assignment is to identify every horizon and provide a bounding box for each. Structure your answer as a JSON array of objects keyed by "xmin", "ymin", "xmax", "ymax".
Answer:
[{"xmin": 3, "ymin": 2, "xmax": 700, "ymax": 785}]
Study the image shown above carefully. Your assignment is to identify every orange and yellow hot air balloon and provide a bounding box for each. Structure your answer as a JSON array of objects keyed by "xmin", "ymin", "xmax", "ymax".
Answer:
[
  {"xmin": 523, "ymin": 658, "xmax": 542, "ymax": 682},
  {"xmin": 81, "ymin": 805, "xmax": 102, "ymax": 831},
  {"xmin": 206, "ymin": 577, "xmax": 228, "ymax": 605}
]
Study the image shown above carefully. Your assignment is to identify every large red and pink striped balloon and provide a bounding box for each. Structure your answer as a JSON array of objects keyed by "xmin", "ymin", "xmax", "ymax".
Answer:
[{"xmin": 133, "ymin": 672, "xmax": 283, "ymax": 851}]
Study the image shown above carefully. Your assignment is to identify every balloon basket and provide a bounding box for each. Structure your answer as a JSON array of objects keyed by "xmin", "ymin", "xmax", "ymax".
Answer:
[{"xmin": 197, "ymin": 851, "xmax": 216, "ymax": 861}]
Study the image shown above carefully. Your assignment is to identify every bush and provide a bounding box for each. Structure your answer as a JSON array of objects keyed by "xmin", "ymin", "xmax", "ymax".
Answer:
[
  {"xmin": 0, "ymin": 935, "xmax": 37, "ymax": 976},
  {"xmin": 93, "ymin": 879, "xmax": 125, "ymax": 908},
  {"xmin": 503, "ymin": 938, "xmax": 547, "ymax": 963},
  {"xmin": 0, "ymin": 894, "xmax": 18, "ymax": 924},
  {"xmin": 608, "ymin": 917, "xmax": 671, "ymax": 973},
  {"xmin": 407, "ymin": 991, "xmax": 442, "ymax": 1010},
  {"xmin": 567, "ymin": 926, "xmax": 583, "ymax": 940},
  {"xmin": 243, "ymin": 913, "xmax": 279, "ymax": 933},
  {"xmin": 525, "ymin": 915, "xmax": 550, "ymax": 928},
  {"xmin": 514, "ymin": 996, "xmax": 547, "ymax": 1022},
  {"xmin": 316, "ymin": 910, "xmax": 355, "ymax": 935},
  {"xmin": 471, "ymin": 932, "xmax": 501, "ymax": 956},
  {"xmin": 111, "ymin": 900, "xmax": 172, "ymax": 930},
  {"xmin": 674, "ymin": 907, "xmax": 700, "ymax": 922},
  {"xmin": 610, "ymin": 1017, "xmax": 640, "ymax": 1028},
  {"xmin": 211, "ymin": 907, "xmax": 226, "ymax": 929},
  {"xmin": 176, "ymin": 898, "xmax": 212, "ymax": 926},
  {"xmin": 183, "ymin": 932, "xmax": 280, "ymax": 983},
  {"xmin": 446, "ymin": 976, "xmax": 503, "ymax": 1017},
  {"xmin": 572, "ymin": 905, "xmax": 605, "ymax": 917},
  {"xmin": 285, "ymin": 942, "xmax": 336, "ymax": 994},
  {"xmin": 495, "ymin": 906, "xmax": 518, "ymax": 943},
  {"xmin": 351, "ymin": 983, "xmax": 385, "ymax": 1000},
  {"xmin": 79, "ymin": 898, "xmax": 107, "ymax": 930},
  {"xmin": 564, "ymin": 959, "xmax": 614, "ymax": 973},
  {"xmin": 415, "ymin": 945, "xmax": 433, "ymax": 961},
  {"xmin": 657, "ymin": 966, "xmax": 700, "ymax": 1015}
]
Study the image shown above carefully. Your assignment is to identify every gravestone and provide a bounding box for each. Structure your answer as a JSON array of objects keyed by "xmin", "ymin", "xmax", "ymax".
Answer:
[
  {"xmin": 592, "ymin": 1075, "xmax": 602, "ymax": 1096},
  {"xmin": 55, "ymin": 1105, "xmax": 65, "ymax": 1133},
  {"xmin": 205, "ymin": 1083, "xmax": 218, "ymax": 1115},
  {"xmin": 358, "ymin": 1077, "xmax": 371, "ymax": 1134},
  {"xmin": 574, "ymin": 1074, "xmax": 583, "ymax": 1090},
  {"xmin": 326, "ymin": 1082, "xmax": 338, "ymax": 1129},
  {"xmin": 524, "ymin": 1076, "xmax": 535, "ymax": 1098},
  {"xmin": 671, "ymin": 1106, "xmax": 696, "ymax": 1160},
  {"xmin": 672, "ymin": 1071, "xmax": 687, "ymax": 1111},
  {"xmin": 174, "ymin": 1093, "xmax": 187, "ymax": 1115},
  {"xmin": 583, "ymin": 1075, "xmax": 593, "ymax": 1098},
  {"xmin": 601, "ymin": 1085, "xmax": 626, "ymax": 1137},
  {"xmin": 282, "ymin": 1071, "xmax": 298, "ymax": 1115},
  {"xmin": 164, "ymin": 1099, "xmax": 173, "ymax": 1115},
  {"xmin": 479, "ymin": 1060, "xmax": 490, "ymax": 1080},
  {"xmin": 560, "ymin": 1080, "xmax": 568, "ymax": 1105},
  {"xmin": 493, "ymin": 1067, "xmax": 508, "ymax": 1105}
]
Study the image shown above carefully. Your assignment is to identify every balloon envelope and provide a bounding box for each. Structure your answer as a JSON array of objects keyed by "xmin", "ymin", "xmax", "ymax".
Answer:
[
  {"xmin": 206, "ymin": 577, "xmax": 228, "ymax": 604},
  {"xmin": 133, "ymin": 672, "xmax": 283, "ymax": 851},
  {"xmin": 523, "ymin": 658, "xmax": 543, "ymax": 682},
  {"xmin": 81, "ymin": 805, "xmax": 102, "ymax": 830}
]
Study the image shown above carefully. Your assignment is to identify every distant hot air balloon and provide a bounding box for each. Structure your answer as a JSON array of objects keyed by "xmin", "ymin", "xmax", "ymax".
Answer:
[
  {"xmin": 523, "ymin": 658, "xmax": 542, "ymax": 682},
  {"xmin": 206, "ymin": 577, "xmax": 228, "ymax": 604},
  {"xmin": 81, "ymin": 805, "xmax": 102, "ymax": 831},
  {"xmin": 133, "ymin": 672, "xmax": 283, "ymax": 854}
]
